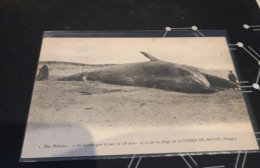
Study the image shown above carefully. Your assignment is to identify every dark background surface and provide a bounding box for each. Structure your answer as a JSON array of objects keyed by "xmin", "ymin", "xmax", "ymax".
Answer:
[{"xmin": 1, "ymin": 0, "xmax": 260, "ymax": 167}]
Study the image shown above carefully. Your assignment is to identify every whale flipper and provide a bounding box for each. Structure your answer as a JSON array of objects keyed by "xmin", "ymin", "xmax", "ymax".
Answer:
[{"xmin": 140, "ymin": 52, "xmax": 159, "ymax": 61}]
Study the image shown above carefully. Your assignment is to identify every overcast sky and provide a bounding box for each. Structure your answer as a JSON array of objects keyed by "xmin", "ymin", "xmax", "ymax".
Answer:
[{"xmin": 39, "ymin": 37, "xmax": 235, "ymax": 70}]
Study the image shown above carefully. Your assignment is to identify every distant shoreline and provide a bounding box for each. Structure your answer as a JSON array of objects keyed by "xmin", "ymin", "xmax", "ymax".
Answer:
[
  {"xmin": 39, "ymin": 61, "xmax": 117, "ymax": 67},
  {"xmin": 39, "ymin": 61, "xmax": 233, "ymax": 72}
]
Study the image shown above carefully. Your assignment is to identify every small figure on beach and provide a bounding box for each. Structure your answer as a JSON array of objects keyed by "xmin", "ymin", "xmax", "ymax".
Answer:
[
  {"xmin": 82, "ymin": 76, "xmax": 87, "ymax": 82},
  {"xmin": 36, "ymin": 65, "xmax": 49, "ymax": 80},
  {"xmin": 228, "ymin": 71, "xmax": 237, "ymax": 84}
]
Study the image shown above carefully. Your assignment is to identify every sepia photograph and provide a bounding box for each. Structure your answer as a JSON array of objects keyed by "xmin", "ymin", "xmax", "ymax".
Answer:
[{"xmin": 21, "ymin": 36, "xmax": 259, "ymax": 160}]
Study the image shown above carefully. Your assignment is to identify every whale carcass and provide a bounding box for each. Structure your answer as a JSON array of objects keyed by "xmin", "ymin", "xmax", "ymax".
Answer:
[{"xmin": 59, "ymin": 52, "xmax": 237, "ymax": 93}]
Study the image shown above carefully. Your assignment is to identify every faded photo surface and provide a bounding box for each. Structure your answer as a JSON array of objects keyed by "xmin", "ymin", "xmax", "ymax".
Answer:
[{"xmin": 21, "ymin": 37, "xmax": 259, "ymax": 160}]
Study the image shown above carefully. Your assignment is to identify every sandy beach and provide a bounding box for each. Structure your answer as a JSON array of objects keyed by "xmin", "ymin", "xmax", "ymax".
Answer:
[{"xmin": 28, "ymin": 80, "xmax": 249, "ymax": 129}]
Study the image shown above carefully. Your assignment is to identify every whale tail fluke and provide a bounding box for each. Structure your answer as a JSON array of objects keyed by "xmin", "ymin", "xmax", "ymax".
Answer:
[{"xmin": 140, "ymin": 52, "xmax": 159, "ymax": 61}]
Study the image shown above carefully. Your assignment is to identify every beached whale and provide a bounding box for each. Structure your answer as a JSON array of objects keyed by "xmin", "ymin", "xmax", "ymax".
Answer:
[{"xmin": 59, "ymin": 52, "xmax": 237, "ymax": 93}]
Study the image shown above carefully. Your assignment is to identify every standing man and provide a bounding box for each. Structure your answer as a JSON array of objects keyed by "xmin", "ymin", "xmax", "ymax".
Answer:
[
  {"xmin": 36, "ymin": 65, "xmax": 49, "ymax": 80},
  {"xmin": 228, "ymin": 70, "xmax": 237, "ymax": 83}
]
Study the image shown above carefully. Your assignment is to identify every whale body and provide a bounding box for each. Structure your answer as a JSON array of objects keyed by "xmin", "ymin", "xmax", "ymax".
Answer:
[{"xmin": 59, "ymin": 52, "xmax": 237, "ymax": 93}]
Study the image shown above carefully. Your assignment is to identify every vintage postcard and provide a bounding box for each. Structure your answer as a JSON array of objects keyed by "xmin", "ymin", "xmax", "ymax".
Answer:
[{"xmin": 21, "ymin": 34, "xmax": 259, "ymax": 160}]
